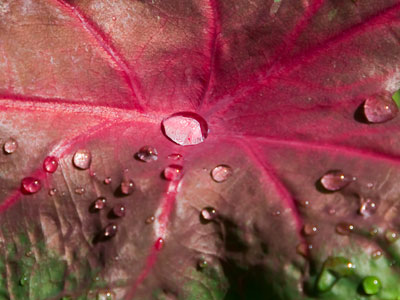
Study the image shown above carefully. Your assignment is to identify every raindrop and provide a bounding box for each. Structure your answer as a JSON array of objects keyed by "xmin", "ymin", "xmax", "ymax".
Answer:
[
  {"xmin": 103, "ymin": 223, "xmax": 118, "ymax": 238},
  {"xmin": 94, "ymin": 197, "xmax": 107, "ymax": 210},
  {"xmin": 74, "ymin": 187, "xmax": 85, "ymax": 195},
  {"xmin": 303, "ymin": 224, "xmax": 318, "ymax": 236},
  {"xmin": 200, "ymin": 207, "xmax": 217, "ymax": 222},
  {"xmin": 211, "ymin": 165, "xmax": 233, "ymax": 183},
  {"xmin": 168, "ymin": 153, "xmax": 182, "ymax": 161},
  {"xmin": 163, "ymin": 165, "xmax": 183, "ymax": 181},
  {"xmin": 145, "ymin": 216, "xmax": 155, "ymax": 224},
  {"xmin": 21, "ymin": 177, "xmax": 41, "ymax": 194},
  {"xmin": 155, "ymin": 237, "xmax": 164, "ymax": 250},
  {"xmin": 73, "ymin": 149, "xmax": 91, "ymax": 170},
  {"xmin": 362, "ymin": 276, "xmax": 382, "ymax": 295},
  {"xmin": 97, "ymin": 290, "xmax": 115, "ymax": 300},
  {"xmin": 372, "ymin": 250, "xmax": 382, "ymax": 259},
  {"xmin": 43, "ymin": 156, "xmax": 58, "ymax": 173},
  {"xmin": 3, "ymin": 138, "xmax": 17, "ymax": 154},
  {"xmin": 335, "ymin": 223, "xmax": 354, "ymax": 235},
  {"xmin": 120, "ymin": 178, "xmax": 135, "ymax": 195},
  {"xmin": 320, "ymin": 170, "xmax": 354, "ymax": 191},
  {"xmin": 136, "ymin": 146, "xmax": 158, "ymax": 162},
  {"xmin": 112, "ymin": 204, "xmax": 126, "ymax": 218},
  {"xmin": 162, "ymin": 112, "xmax": 208, "ymax": 146},
  {"xmin": 48, "ymin": 188, "xmax": 57, "ymax": 196},
  {"xmin": 385, "ymin": 229, "xmax": 399, "ymax": 243},
  {"xmin": 364, "ymin": 93, "xmax": 398, "ymax": 123},
  {"xmin": 359, "ymin": 198, "xmax": 377, "ymax": 217},
  {"xmin": 104, "ymin": 177, "xmax": 112, "ymax": 185}
]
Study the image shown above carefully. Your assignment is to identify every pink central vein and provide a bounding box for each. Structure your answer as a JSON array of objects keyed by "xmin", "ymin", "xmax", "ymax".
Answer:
[{"xmin": 125, "ymin": 180, "xmax": 180, "ymax": 300}]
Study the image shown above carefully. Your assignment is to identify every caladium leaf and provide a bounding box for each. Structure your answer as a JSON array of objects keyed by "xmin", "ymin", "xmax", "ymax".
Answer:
[{"xmin": 1, "ymin": 0, "xmax": 400, "ymax": 299}]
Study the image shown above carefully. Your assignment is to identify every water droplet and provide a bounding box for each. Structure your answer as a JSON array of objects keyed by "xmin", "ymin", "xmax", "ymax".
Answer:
[
  {"xmin": 370, "ymin": 227, "xmax": 379, "ymax": 236},
  {"xmin": 198, "ymin": 259, "xmax": 208, "ymax": 269},
  {"xmin": 200, "ymin": 207, "xmax": 217, "ymax": 222},
  {"xmin": 385, "ymin": 229, "xmax": 399, "ymax": 243},
  {"xmin": 168, "ymin": 153, "xmax": 183, "ymax": 161},
  {"xmin": 19, "ymin": 275, "xmax": 29, "ymax": 286},
  {"xmin": 97, "ymin": 290, "xmax": 115, "ymax": 300},
  {"xmin": 335, "ymin": 223, "xmax": 354, "ymax": 235},
  {"xmin": 104, "ymin": 177, "xmax": 112, "ymax": 185},
  {"xmin": 303, "ymin": 224, "xmax": 318, "ymax": 236},
  {"xmin": 3, "ymin": 138, "xmax": 17, "ymax": 154},
  {"xmin": 25, "ymin": 251, "xmax": 33, "ymax": 257},
  {"xmin": 145, "ymin": 216, "xmax": 155, "ymax": 224},
  {"xmin": 155, "ymin": 237, "xmax": 164, "ymax": 250},
  {"xmin": 73, "ymin": 149, "xmax": 91, "ymax": 170},
  {"xmin": 296, "ymin": 243, "xmax": 311, "ymax": 257},
  {"xmin": 136, "ymin": 146, "xmax": 158, "ymax": 162},
  {"xmin": 320, "ymin": 170, "xmax": 354, "ymax": 191},
  {"xmin": 120, "ymin": 178, "xmax": 135, "ymax": 195},
  {"xmin": 162, "ymin": 112, "xmax": 208, "ymax": 146},
  {"xmin": 112, "ymin": 16, "xmax": 117, "ymax": 21},
  {"xmin": 317, "ymin": 257, "xmax": 356, "ymax": 292},
  {"xmin": 43, "ymin": 156, "xmax": 58, "ymax": 173},
  {"xmin": 364, "ymin": 93, "xmax": 398, "ymax": 123},
  {"xmin": 359, "ymin": 198, "xmax": 377, "ymax": 217},
  {"xmin": 112, "ymin": 204, "xmax": 126, "ymax": 218},
  {"xmin": 372, "ymin": 250, "xmax": 382, "ymax": 259},
  {"xmin": 103, "ymin": 223, "xmax": 118, "ymax": 238},
  {"xmin": 272, "ymin": 210, "xmax": 281, "ymax": 216},
  {"xmin": 362, "ymin": 276, "xmax": 382, "ymax": 295},
  {"xmin": 163, "ymin": 165, "xmax": 183, "ymax": 181},
  {"xmin": 21, "ymin": 177, "xmax": 41, "ymax": 194},
  {"xmin": 48, "ymin": 188, "xmax": 57, "ymax": 196},
  {"xmin": 74, "ymin": 187, "xmax": 85, "ymax": 195},
  {"xmin": 211, "ymin": 165, "xmax": 232, "ymax": 182},
  {"xmin": 297, "ymin": 199, "xmax": 311, "ymax": 207},
  {"xmin": 94, "ymin": 197, "xmax": 107, "ymax": 210}
]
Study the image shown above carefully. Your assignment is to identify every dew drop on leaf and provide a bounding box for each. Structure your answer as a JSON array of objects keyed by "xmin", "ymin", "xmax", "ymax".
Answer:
[
  {"xmin": 145, "ymin": 215, "xmax": 155, "ymax": 224},
  {"xmin": 94, "ymin": 197, "xmax": 107, "ymax": 210},
  {"xmin": 335, "ymin": 223, "xmax": 354, "ymax": 235},
  {"xmin": 97, "ymin": 290, "xmax": 115, "ymax": 300},
  {"xmin": 200, "ymin": 207, "xmax": 217, "ymax": 222},
  {"xmin": 21, "ymin": 177, "xmax": 41, "ymax": 194},
  {"xmin": 320, "ymin": 170, "xmax": 354, "ymax": 191},
  {"xmin": 296, "ymin": 242, "xmax": 310, "ymax": 257},
  {"xmin": 74, "ymin": 187, "xmax": 85, "ymax": 195},
  {"xmin": 362, "ymin": 276, "xmax": 382, "ymax": 295},
  {"xmin": 359, "ymin": 198, "xmax": 377, "ymax": 217},
  {"xmin": 48, "ymin": 188, "xmax": 57, "ymax": 196},
  {"xmin": 302, "ymin": 224, "xmax": 318, "ymax": 236},
  {"xmin": 372, "ymin": 250, "xmax": 382, "ymax": 259},
  {"xmin": 364, "ymin": 93, "xmax": 398, "ymax": 123},
  {"xmin": 162, "ymin": 112, "xmax": 208, "ymax": 146},
  {"xmin": 155, "ymin": 237, "xmax": 164, "ymax": 250},
  {"xmin": 104, "ymin": 177, "xmax": 112, "ymax": 185},
  {"xmin": 316, "ymin": 257, "xmax": 356, "ymax": 292},
  {"xmin": 385, "ymin": 229, "xmax": 399, "ymax": 243},
  {"xmin": 43, "ymin": 156, "xmax": 58, "ymax": 173},
  {"xmin": 168, "ymin": 153, "xmax": 183, "ymax": 161},
  {"xmin": 211, "ymin": 165, "xmax": 233, "ymax": 182},
  {"xmin": 197, "ymin": 259, "xmax": 208, "ymax": 269},
  {"xmin": 120, "ymin": 178, "xmax": 135, "ymax": 195},
  {"xmin": 163, "ymin": 165, "xmax": 183, "ymax": 181},
  {"xmin": 3, "ymin": 138, "xmax": 17, "ymax": 154},
  {"xmin": 103, "ymin": 223, "xmax": 118, "ymax": 238},
  {"xmin": 73, "ymin": 149, "xmax": 92, "ymax": 170},
  {"xmin": 112, "ymin": 204, "xmax": 126, "ymax": 217},
  {"xmin": 136, "ymin": 146, "xmax": 158, "ymax": 162}
]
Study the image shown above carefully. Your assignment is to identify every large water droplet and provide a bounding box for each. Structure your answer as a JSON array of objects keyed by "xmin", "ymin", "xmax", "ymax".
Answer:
[
  {"xmin": 303, "ymin": 224, "xmax": 318, "ymax": 236},
  {"xmin": 21, "ymin": 177, "xmax": 41, "ymax": 194},
  {"xmin": 316, "ymin": 257, "xmax": 356, "ymax": 292},
  {"xmin": 120, "ymin": 178, "xmax": 135, "ymax": 195},
  {"xmin": 43, "ymin": 156, "xmax": 58, "ymax": 173},
  {"xmin": 3, "ymin": 138, "xmax": 17, "ymax": 154},
  {"xmin": 362, "ymin": 276, "xmax": 382, "ymax": 295},
  {"xmin": 200, "ymin": 207, "xmax": 217, "ymax": 222},
  {"xmin": 155, "ymin": 237, "xmax": 164, "ymax": 250},
  {"xmin": 335, "ymin": 223, "xmax": 354, "ymax": 235},
  {"xmin": 112, "ymin": 204, "xmax": 126, "ymax": 218},
  {"xmin": 162, "ymin": 112, "xmax": 208, "ymax": 146},
  {"xmin": 320, "ymin": 170, "xmax": 354, "ymax": 191},
  {"xmin": 136, "ymin": 146, "xmax": 158, "ymax": 162},
  {"xmin": 73, "ymin": 149, "xmax": 91, "ymax": 170},
  {"xmin": 103, "ymin": 223, "xmax": 118, "ymax": 238},
  {"xmin": 359, "ymin": 198, "xmax": 377, "ymax": 217},
  {"xmin": 94, "ymin": 197, "xmax": 107, "ymax": 210},
  {"xmin": 211, "ymin": 165, "xmax": 232, "ymax": 182},
  {"xmin": 364, "ymin": 93, "xmax": 398, "ymax": 123},
  {"xmin": 163, "ymin": 165, "xmax": 183, "ymax": 181}
]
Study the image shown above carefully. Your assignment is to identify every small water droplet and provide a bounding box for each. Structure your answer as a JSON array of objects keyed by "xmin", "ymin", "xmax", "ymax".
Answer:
[
  {"xmin": 335, "ymin": 223, "xmax": 354, "ymax": 235},
  {"xmin": 73, "ymin": 149, "xmax": 91, "ymax": 170},
  {"xmin": 372, "ymin": 250, "xmax": 382, "ymax": 259},
  {"xmin": 155, "ymin": 237, "xmax": 164, "ymax": 250},
  {"xmin": 48, "ymin": 188, "xmax": 57, "ymax": 196},
  {"xmin": 94, "ymin": 197, "xmax": 107, "ymax": 210},
  {"xmin": 296, "ymin": 242, "xmax": 311, "ymax": 257},
  {"xmin": 200, "ymin": 207, "xmax": 217, "ymax": 222},
  {"xmin": 362, "ymin": 276, "xmax": 382, "ymax": 295},
  {"xmin": 163, "ymin": 165, "xmax": 183, "ymax": 181},
  {"xmin": 385, "ymin": 229, "xmax": 399, "ymax": 243},
  {"xmin": 145, "ymin": 216, "xmax": 155, "ymax": 224},
  {"xmin": 103, "ymin": 223, "xmax": 118, "ymax": 238},
  {"xmin": 364, "ymin": 93, "xmax": 398, "ymax": 123},
  {"xmin": 19, "ymin": 275, "xmax": 29, "ymax": 286},
  {"xmin": 211, "ymin": 165, "xmax": 232, "ymax": 182},
  {"xmin": 25, "ymin": 251, "xmax": 33, "ymax": 257},
  {"xmin": 198, "ymin": 259, "xmax": 208, "ymax": 269},
  {"xmin": 112, "ymin": 204, "xmax": 126, "ymax": 218},
  {"xmin": 21, "ymin": 177, "xmax": 41, "ymax": 194},
  {"xmin": 43, "ymin": 156, "xmax": 58, "ymax": 173},
  {"xmin": 112, "ymin": 16, "xmax": 116, "ymax": 21},
  {"xmin": 320, "ymin": 170, "xmax": 354, "ymax": 191},
  {"xmin": 168, "ymin": 153, "xmax": 182, "ymax": 161},
  {"xmin": 136, "ymin": 146, "xmax": 158, "ymax": 162},
  {"xmin": 74, "ymin": 187, "xmax": 85, "ymax": 195},
  {"xmin": 97, "ymin": 290, "xmax": 115, "ymax": 300},
  {"xmin": 3, "ymin": 138, "xmax": 17, "ymax": 154},
  {"xmin": 120, "ymin": 178, "xmax": 135, "ymax": 195},
  {"xmin": 370, "ymin": 227, "xmax": 379, "ymax": 236},
  {"xmin": 272, "ymin": 210, "xmax": 281, "ymax": 216},
  {"xmin": 328, "ymin": 208, "xmax": 336, "ymax": 215},
  {"xmin": 303, "ymin": 224, "xmax": 318, "ymax": 236},
  {"xmin": 104, "ymin": 177, "xmax": 112, "ymax": 185},
  {"xmin": 298, "ymin": 199, "xmax": 311, "ymax": 207},
  {"xmin": 162, "ymin": 112, "xmax": 208, "ymax": 146},
  {"xmin": 359, "ymin": 198, "xmax": 377, "ymax": 217}
]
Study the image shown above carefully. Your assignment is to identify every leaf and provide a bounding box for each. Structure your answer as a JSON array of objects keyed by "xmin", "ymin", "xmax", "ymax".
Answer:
[{"xmin": 1, "ymin": 0, "xmax": 400, "ymax": 299}]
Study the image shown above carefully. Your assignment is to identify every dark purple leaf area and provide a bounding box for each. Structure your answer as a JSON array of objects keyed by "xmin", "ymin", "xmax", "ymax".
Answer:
[{"xmin": 1, "ymin": 0, "xmax": 400, "ymax": 299}]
